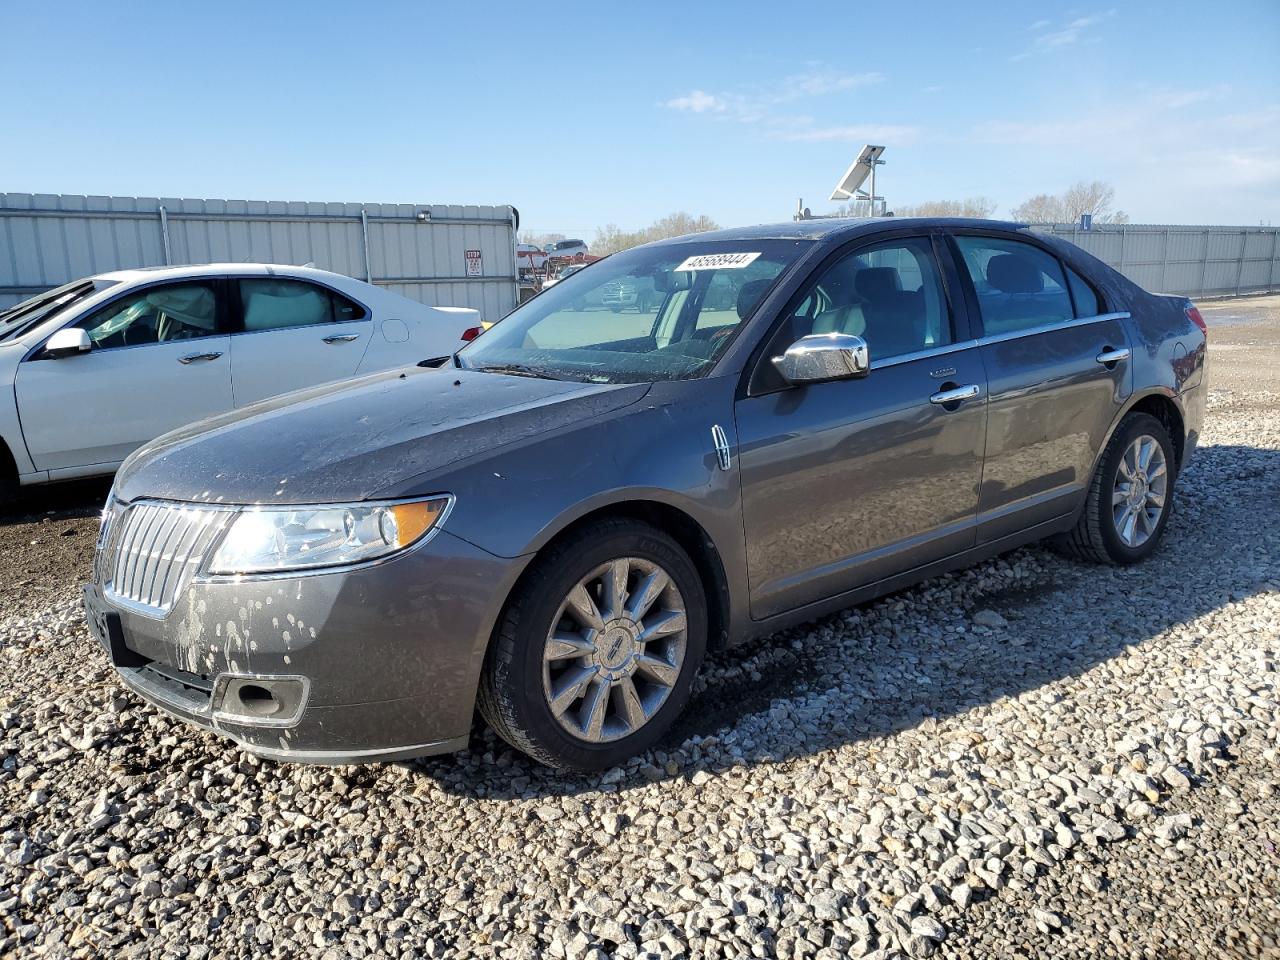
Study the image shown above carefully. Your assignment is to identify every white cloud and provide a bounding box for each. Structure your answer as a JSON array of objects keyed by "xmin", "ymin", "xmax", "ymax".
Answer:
[
  {"xmin": 1011, "ymin": 9, "xmax": 1116, "ymax": 61},
  {"xmin": 779, "ymin": 71, "xmax": 883, "ymax": 99},
  {"xmin": 770, "ymin": 124, "xmax": 921, "ymax": 145},
  {"xmin": 663, "ymin": 69, "xmax": 884, "ymax": 125},
  {"xmin": 664, "ymin": 90, "xmax": 726, "ymax": 114},
  {"xmin": 1220, "ymin": 151, "xmax": 1280, "ymax": 187},
  {"xmin": 971, "ymin": 94, "xmax": 1280, "ymax": 220}
]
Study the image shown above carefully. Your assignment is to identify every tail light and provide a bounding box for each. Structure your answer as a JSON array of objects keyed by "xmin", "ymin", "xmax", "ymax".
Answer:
[
  {"xmin": 1184, "ymin": 302, "xmax": 1207, "ymax": 337},
  {"xmin": 460, "ymin": 326, "xmax": 482, "ymax": 342}
]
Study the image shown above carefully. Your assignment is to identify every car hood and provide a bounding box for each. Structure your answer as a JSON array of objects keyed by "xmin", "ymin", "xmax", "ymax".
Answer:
[{"xmin": 113, "ymin": 366, "xmax": 651, "ymax": 505}]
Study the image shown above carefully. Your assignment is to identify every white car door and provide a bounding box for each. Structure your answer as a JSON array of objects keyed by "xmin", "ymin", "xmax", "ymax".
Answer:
[
  {"xmin": 229, "ymin": 277, "xmax": 374, "ymax": 406},
  {"xmin": 14, "ymin": 280, "xmax": 232, "ymax": 473}
]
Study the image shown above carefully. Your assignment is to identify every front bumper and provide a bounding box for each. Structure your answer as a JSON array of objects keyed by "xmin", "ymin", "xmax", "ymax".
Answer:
[{"xmin": 84, "ymin": 529, "xmax": 528, "ymax": 764}]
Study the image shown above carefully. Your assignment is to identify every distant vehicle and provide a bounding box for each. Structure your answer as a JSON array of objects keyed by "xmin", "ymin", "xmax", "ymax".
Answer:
[
  {"xmin": 0, "ymin": 264, "xmax": 481, "ymax": 503},
  {"xmin": 546, "ymin": 239, "xmax": 589, "ymax": 260},
  {"xmin": 516, "ymin": 243, "xmax": 548, "ymax": 278},
  {"xmin": 542, "ymin": 262, "xmax": 590, "ymax": 291},
  {"xmin": 86, "ymin": 218, "xmax": 1206, "ymax": 771},
  {"xmin": 601, "ymin": 276, "xmax": 660, "ymax": 312}
]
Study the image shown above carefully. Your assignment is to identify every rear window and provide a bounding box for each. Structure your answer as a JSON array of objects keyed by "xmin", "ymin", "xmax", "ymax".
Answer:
[
  {"xmin": 238, "ymin": 279, "xmax": 366, "ymax": 331},
  {"xmin": 955, "ymin": 236, "xmax": 1074, "ymax": 335},
  {"xmin": 1066, "ymin": 265, "xmax": 1101, "ymax": 318}
]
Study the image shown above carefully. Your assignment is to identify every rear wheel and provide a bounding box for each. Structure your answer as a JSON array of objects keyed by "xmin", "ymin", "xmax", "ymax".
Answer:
[
  {"xmin": 1056, "ymin": 412, "xmax": 1176, "ymax": 565},
  {"xmin": 478, "ymin": 518, "xmax": 706, "ymax": 771}
]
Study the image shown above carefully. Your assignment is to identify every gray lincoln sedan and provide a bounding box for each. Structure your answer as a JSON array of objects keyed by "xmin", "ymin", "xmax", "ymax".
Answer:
[{"xmin": 83, "ymin": 218, "xmax": 1207, "ymax": 770}]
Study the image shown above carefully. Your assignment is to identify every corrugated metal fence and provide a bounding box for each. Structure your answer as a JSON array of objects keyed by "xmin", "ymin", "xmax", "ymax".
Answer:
[
  {"xmin": 1031, "ymin": 223, "xmax": 1280, "ymax": 299},
  {"xmin": 0, "ymin": 193, "xmax": 519, "ymax": 318}
]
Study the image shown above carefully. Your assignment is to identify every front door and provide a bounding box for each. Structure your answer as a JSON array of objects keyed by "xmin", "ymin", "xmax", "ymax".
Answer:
[
  {"xmin": 15, "ymin": 280, "xmax": 232, "ymax": 472},
  {"xmin": 229, "ymin": 277, "xmax": 373, "ymax": 406},
  {"xmin": 950, "ymin": 233, "xmax": 1132, "ymax": 540},
  {"xmin": 735, "ymin": 235, "xmax": 988, "ymax": 620}
]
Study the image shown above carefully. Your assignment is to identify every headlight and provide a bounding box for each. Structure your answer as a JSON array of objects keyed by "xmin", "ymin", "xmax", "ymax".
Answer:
[{"xmin": 206, "ymin": 497, "xmax": 450, "ymax": 575}]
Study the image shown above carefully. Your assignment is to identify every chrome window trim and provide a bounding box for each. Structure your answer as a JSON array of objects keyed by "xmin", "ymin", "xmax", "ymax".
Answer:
[
  {"xmin": 974, "ymin": 311, "xmax": 1131, "ymax": 348},
  {"xmin": 868, "ymin": 312, "xmax": 1130, "ymax": 371}
]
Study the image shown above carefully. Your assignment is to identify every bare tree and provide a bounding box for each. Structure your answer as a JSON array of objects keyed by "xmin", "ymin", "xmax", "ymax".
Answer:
[
  {"xmin": 591, "ymin": 212, "xmax": 721, "ymax": 256},
  {"xmin": 1011, "ymin": 181, "xmax": 1128, "ymax": 224},
  {"xmin": 519, "ymin": 230, "xmax": 566, "ymax": 248},
  {"xmin": 834, "ymin": 197, "xmax": 997, "ymax": 219},
  {"xmin": 893, "ymin": 197, "xmax": 998, "ymax": 219}
]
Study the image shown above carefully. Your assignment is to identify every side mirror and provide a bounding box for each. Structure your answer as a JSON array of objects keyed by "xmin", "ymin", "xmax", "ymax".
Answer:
[
  {"xmin": 772, "ymin": 333, "xmax": 870, "ymax": 384},
  {"xmin": 43, "ymin": 327, "xmax": 92, "ymax": 359}
]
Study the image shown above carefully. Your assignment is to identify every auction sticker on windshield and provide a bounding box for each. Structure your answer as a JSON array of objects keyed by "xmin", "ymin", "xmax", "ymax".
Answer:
[{"xmin": 675, "ymin": 252, "xmax": 762, "ymax": 271}]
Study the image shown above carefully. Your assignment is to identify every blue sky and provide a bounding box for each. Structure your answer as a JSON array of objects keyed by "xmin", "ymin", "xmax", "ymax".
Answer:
[{"xmin": 2, "ymin": 1, "xmax": 1277, "ymax": 235}]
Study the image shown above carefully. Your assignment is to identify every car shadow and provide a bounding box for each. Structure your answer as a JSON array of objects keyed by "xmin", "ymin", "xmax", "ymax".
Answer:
[
  {"xmin": 0, "ymin": 476, "xmax": 111, "ymax": 527},
  {"xmin": 406, "ymin": 441, "xmax": 1279, "ymax": 798}
]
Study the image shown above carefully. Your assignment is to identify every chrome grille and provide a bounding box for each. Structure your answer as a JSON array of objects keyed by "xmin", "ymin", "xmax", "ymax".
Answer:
[{"xmin": 103, "ymin": 501, "xmax": 230, "ymax": 616}]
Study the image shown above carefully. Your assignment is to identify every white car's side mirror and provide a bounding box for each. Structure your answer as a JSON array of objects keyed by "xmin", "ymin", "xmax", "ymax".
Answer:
[{"xmin": 43, "ymin": 328, "xmax": 92, "ymax": 359}]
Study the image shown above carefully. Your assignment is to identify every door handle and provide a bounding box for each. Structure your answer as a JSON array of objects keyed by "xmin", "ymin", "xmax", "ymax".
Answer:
[
  {"xmin": 323, "ymin": 334, "xmax": 360, "ymax": 344},
  {"xmin": 929, "ymin": 384, "xmax": 981, "ymax": 406},
  {"xmin": 177, "ymin": 352, "xmax": 223, "ymax": 364},
  {"xmin": 1096, "ymin": 347, "xmax": 1130, "ymax": 366}
]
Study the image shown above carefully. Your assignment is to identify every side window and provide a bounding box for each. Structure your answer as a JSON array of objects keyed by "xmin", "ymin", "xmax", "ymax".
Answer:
[
  {"xmin": 1065, "ymin": 265, "xmax": 1101, "ymax": 318},
  {"xmin": 238, "ymin": 279, "xmax": 363, "ymax": 331},
  {"xmin": 790, "ymin": 237, "xmax": 952, "ymax": 363},
  {"xmin": 331, "ymin": 290, "xmax": 365, "ymax": 322},
  {"xmin": 74, "ymin": 282, "xmax": 219, "ymax": 349},
  {"xmin": 954, "ymin": 236, "xmax": 1074, "ymax": 335}
]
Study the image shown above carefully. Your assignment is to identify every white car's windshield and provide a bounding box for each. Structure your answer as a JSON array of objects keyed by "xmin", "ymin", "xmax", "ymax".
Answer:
[
  {"xmin": 460, "ymin": 239, "xmax": 810, "ymax": 383},
  {"xmin": 0, "ymin": 279, "xmax": 110, "ymax": 342}
]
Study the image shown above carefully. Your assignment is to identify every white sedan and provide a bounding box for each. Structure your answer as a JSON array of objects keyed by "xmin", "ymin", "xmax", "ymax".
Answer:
[{"xmin": 0, "ymin": 263, "xmax": 481, "ymax": 501}]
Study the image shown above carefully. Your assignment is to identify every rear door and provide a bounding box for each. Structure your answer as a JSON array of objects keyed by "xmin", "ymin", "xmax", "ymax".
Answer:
[
  {"xmin": 735, "ymin": 233, "xmax": 988, "ymax": 619},
  {"xmin": 229, "ymin": 276, "xmax": 373, "ymax": 406},
  {"xmin": 15, "ymin": 279, "xmax": 232, "ymax": 472},
  {"xmin": 949, "ymin": 231, "xmax": 1132, "ymax": 540}
]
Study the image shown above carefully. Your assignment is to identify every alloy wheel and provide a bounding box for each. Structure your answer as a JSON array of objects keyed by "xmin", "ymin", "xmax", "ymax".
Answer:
[
  {"xmin": 1112, "ymin": 434, "xmax": 1168, "ymax": 548},
  {"xmin": 541, "ymin": 556, "xmax": 687, "ymax": 743}
]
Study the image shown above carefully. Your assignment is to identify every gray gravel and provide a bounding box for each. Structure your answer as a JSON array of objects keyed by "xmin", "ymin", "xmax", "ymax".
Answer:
[{"xmin": 1, "ymin": 300, "xmax": 1277, "ymax": 958}]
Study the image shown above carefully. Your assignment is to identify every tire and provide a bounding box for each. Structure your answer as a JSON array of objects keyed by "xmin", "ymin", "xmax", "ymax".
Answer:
[
  {"xmin": 478, "ymin": 518, "xmax": 707, "ymax": 771},
  {"xmin": 609, "ymin": 305, "xmax": 622, "ymax": 313},
  {"xmin": 1055, "ymin": 412, "xmax": 1176, "ymax": 565}
]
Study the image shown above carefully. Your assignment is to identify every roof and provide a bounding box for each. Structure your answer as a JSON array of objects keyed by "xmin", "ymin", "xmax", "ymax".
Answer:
[
  {"xmin": 92, "ymin": 262, "xmax": 348, "ymax": 284},
  {"xmin": 646, "ymin": 217, "xmax": 1029, "ymax": 247}
]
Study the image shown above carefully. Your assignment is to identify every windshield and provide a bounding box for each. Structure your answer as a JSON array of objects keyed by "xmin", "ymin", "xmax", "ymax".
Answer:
[
  {"xmin": 459, "ymin": 239, "xmax": 810, "ymax": 383},
  {"xmin": 0, "ymin": 279, "xmax": 110, "ymax": 343}
]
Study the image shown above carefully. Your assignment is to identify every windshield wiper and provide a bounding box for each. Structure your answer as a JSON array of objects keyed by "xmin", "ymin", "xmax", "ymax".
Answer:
[{"xmin": 467, "ymin": 362, "xmax": 563, "ymax": 381}]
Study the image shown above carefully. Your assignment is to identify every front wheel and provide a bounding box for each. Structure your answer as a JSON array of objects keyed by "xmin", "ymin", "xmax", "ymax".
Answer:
[
  {"xmin": 1056, "ymin": 412, "xmax": 1176, "ymax": 565},
  {"xmin": 478, "ymin": 518, "xmax": 706, "ymax": 771}
]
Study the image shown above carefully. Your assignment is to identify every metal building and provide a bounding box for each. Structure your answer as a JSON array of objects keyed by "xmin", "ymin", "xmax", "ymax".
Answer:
[
  {"xmin": 0, "ymin": 193, "xmax": 519, "ymax": 319},
  {"xmin": 1030, "ymin": 223, "xmax": 1279, "ymax": 299}
]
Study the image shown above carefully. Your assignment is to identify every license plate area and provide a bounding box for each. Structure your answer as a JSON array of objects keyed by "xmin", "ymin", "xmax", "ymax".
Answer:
[{"xmin": 83, "ymin": 585, "xmax": 148, "ymax": 668}]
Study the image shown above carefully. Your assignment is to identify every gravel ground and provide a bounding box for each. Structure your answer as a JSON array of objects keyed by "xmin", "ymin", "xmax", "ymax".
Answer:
[{"xmin": 1, "ymin": 296, "xmax": 1277, "ymax": 959}]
